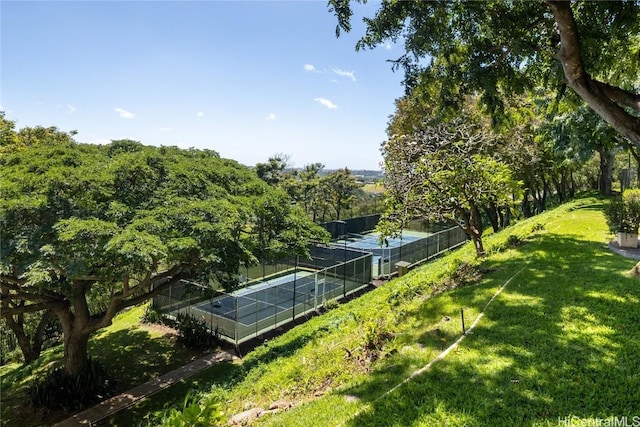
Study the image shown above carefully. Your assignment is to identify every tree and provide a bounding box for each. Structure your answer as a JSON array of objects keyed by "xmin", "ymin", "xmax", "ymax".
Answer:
[
  {"xmin": 379, "ymin": 117, "xmax": 520, "ymax": 257},
  {"xmin": 255, "ymin": 154, "xmax": 301, "ymax": 202},
  {"xmin": 298, "ymin": 163, "xmax": 327, "ymax": 222},
  {"xmin": 1, "ymin": 130, "xmax": 327, "ymax": 375},
  {"xmin": 330, "ymin": 1, "xmax": 640, "ymax": 148},
  {"xmin": 322, "ymin": 168, "xmax": 358, "ymax": 221},
  {"xmin": 541, "ymin": 103, "xmax": 626, "ymax": 196}
]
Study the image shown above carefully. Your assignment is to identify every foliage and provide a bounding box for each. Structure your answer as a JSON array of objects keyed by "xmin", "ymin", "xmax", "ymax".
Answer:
[
  {"xmin": 0, "ymin": 117, "xmax": 328, "ymax": 377},
  {"xmin": 329, "ymin": 1, "xmax": 640, "ymax": 147},
  {"xmin": 604, "ymin": 189, "xmax": 640, "ymax": 234},
  {"xmin": 539, "ymin": 102, "xmax": 625, "ymax": 196},
  {"xmin": 141, "ymin": 305, "xmax": 168, "ymax": 326},
  {"xmin": 174, "ymin": 312, "xmax": 220, "ymax": 350},
  {"xmin": 253, "ymin": 157, "xmax": 367, "ymax": 223},
  {"xmin": 148, "ymin": 391, "xmax": 225, "ymax": 427},
  {"xmin": 322, "ymin": 167, "xmax": 358, "ymax": 221},
  {"xmin": 379, "ymin": 115, "xmax": 521, "ymax": 256},
  {"xmin": 27, "ymin": 357, "xmax": 115, "ymax": 411}
]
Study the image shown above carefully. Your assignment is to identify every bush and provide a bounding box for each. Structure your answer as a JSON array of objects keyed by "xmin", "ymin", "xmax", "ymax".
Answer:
[
  {"xmin": 146, "ymin": 390, "xmax": 225, "ymax": 427},
  {"xmin": 174, "ymin": 312, "xmax": 220, "ymax": 350},
  {"xmin": 28, "ymin": 358, "xmax": 116, "ymax": 411},
  {"xmin": 141, "ymin": 304, "xmax": 167, "ymax": 325},
  {"xmin": 506, "ymin": 234, "xmax": 524, "ymax": 248},
  {"xmin": 604, "ymin": 190, "xmax": 640, "ymax": 234},
  {"xmin": 322, "ymin": 298, "xmax": 339, "ymax": 311}
]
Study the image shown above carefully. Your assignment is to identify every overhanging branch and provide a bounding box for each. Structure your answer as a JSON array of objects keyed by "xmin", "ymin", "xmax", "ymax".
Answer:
[{"xmin": 546, "ymin": 0, "xmax": 640, "ymax": 145}]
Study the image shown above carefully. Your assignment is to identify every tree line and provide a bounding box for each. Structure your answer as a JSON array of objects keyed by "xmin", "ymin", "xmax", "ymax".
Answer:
[{"xmin": 0, "ymin": 115, "xmax": 328, "ymax": 374}]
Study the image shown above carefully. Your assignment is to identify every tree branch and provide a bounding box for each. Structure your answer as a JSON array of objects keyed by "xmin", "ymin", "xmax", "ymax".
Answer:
[
  {"xmin": 546, "ymin": 1, "xmax": 640, "ymax": 145},
  {"xmin": 595, "ymin": 81, "xmax": 640, "ymax": 112},
  {"xmin": 0, "ymin": 302, "xmax": 52, "ymax": 316}
]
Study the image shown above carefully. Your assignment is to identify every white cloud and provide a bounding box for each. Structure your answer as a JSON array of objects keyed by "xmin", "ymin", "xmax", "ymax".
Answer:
[
  {"xmin": 266, "ymin": 113, "xmax": 277, "ymax": 121},
  {"xmin": 159, "ymin": 127, "xmax": 174, "ymax": 132},
  {"xmin": 115, "ymin": 107, "xmax": 135, "ymax": 119},
  {"xmin": 333, "ymin": 68, "xmax": 356, "ymax": 82},
  {"xmin": 304, "ymin": 64, "xmax": 317, "ymax": 72},
  {"xmin": 384, "ymin": 42, "xmax": 392, "ymax": 50},
  {"xmin": 67, "ymin": 104, "xmax": 76, "ymax": 114},
  {"xmin": 197, "ymin": 111, "xmax": 204, "ymax": 117},
  {"xmin": 314, "ymin": 98, "xmax": 337, "ymax": 110}
]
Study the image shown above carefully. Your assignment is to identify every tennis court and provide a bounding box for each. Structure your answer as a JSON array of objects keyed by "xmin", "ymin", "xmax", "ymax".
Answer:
[
  {"xmin": 154, "ymin": 247, "xmax": 373, "ymax": 346},
  {"xmin": 332, "ymin": 228, "xmax": 467, "ymax": 276},
  {"xmin": 192, "ymin": 269, "xmax": 342, "ymax": 326},
  {"xmin": 334, "ymin": 231, "xmax": 424, "ymax": 251}
]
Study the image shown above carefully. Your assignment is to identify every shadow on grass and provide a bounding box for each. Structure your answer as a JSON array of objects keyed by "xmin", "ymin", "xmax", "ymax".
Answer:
[
  {"xmin": 340, "ymin": 234, "xmax": 640, "ymax": 426},
  {"xmin": 101, "ymin": 321, "xmax": 330, "ymax": 426},
  {"xmin": 90, "ymin": 328, "xmax": 188, "ymax": 390}
]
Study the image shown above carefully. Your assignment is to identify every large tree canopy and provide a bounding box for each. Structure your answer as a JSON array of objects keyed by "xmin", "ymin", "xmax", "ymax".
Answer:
[
  {"xmin": 1, "ymin": 134, "xmax": 328, "ymax": 373},
  {"xmin": 330, "ymin": 0, "xmax": 640, "ymax": 145}
]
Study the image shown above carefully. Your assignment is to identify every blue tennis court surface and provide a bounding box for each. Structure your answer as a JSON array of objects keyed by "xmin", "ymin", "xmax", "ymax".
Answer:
[
  {"xmin": 194, "ymin": 270, "xmax": 342, "ymax": 326},
  {"xmin": 334, "ymin": 231, "xmax": 425, "ymax": 251}
]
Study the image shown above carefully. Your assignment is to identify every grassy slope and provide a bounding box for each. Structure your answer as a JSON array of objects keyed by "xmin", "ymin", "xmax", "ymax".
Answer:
[{"xmin": 255, "ymin": 198, "xmax": 640, "ymax": 426}]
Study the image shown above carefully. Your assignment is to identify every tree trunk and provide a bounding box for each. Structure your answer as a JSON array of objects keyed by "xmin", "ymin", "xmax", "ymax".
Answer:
[
  {"xmin": 54, "ymin": 293, "xmax": 94, "ymax": 376},
  {"xmin": 540, "ymin": 173, "xmax": 548, "ymax": 212},
  {"xmin": 598, "ymin": 145, "xmax": 614, "ymax": 196},
  {"xmin": 483, "ymin": 204, "xmax": 500, "ymax": 233},
  {"xmin": 547, "ymin": 2, "xmax": 640, "ymax": 147},
  {"xmin": 522, "ymin": 188, "xmax": 533, "ymax": 218},
  {"xmin": 2, "ymin": 307, "xmax": 54, "ymax": 364},
  {"xmin": 569, "ymin": 170, "xmax": 576, "ymax": 199},
  {"xmin": 460, "ymin": 205, "xmax": 485, "ymax": 258},
  {"xmin": 63, "ymin": 330, "xmax": 91, "ymax": 376}
]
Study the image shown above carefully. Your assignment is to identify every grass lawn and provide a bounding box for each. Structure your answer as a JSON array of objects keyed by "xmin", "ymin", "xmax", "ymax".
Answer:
[
  {"xmin": 361, "ymin": 183, "xmax": 385, "ymax": 194},
  {"xmin": 116, "ymin": 196, "xmax": 639, "ymax": 426}
]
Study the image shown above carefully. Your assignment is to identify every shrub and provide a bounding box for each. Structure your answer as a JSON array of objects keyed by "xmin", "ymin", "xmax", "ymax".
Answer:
[
  {"xmin": 28, "ymin": 358, "xmax": 116, "ymax": 411},
  {"xmin": 322, "ymin": 298, "xmax": 339, "ymax": 311},
  {"xmin": 604, "ymin": 190, "xmax": 640, "ymax": 234},
  {"xmin": 147, "ymin": 390, "xmax": 225, "ymax": 427},
  {"xmin": 506, "ymin": 234, "xmax": 524, "ymax": 248},
  {"xmin": 531, "ymin": 222, "xmax": 545, "ymax": 232},
  {"xmin": 141, "ymin": 304, "xmax": 167, "ymax": 325},
  {"xmin": 174, "ymin": 312, "xmax": 220, "ymax": 349}
]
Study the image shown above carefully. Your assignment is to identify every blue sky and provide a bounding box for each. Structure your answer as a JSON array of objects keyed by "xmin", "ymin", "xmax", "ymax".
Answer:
[{"xmin": 1, "ymin": 1, "xmax": 405, "ymax": 170}]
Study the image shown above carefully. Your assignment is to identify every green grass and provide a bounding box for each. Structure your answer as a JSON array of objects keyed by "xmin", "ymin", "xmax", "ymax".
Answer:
[
  {"xmin": 254, "ymin": 199, "xmax": 640, "ymax": 426},
  {"xmin": 0, "ymin": 304, "xmax": 210, "ymax": 426},
  {"xmin": 361, "ymin": 183, "xmax": 385, "ymax": 194}
]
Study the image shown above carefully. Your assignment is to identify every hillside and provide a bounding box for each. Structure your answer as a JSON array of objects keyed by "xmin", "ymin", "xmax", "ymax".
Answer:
[{"xmin": 110, "ymin": 196, "xmax": 640, "ymax": 426}]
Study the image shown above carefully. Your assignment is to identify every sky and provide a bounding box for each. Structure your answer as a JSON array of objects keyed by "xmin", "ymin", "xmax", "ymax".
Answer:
[{"xmin": 1, "ymin": 1, "xmax": 406, "ymax": 170}]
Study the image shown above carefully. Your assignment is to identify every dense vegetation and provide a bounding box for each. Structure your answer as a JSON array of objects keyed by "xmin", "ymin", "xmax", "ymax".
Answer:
[
  {"xmin": 330, "ymin": 1, "xmax": 640, "ymax": 148},
  {"xmin": 0, "ymin": 117, "xmax": 327, "ymax": 384}
]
